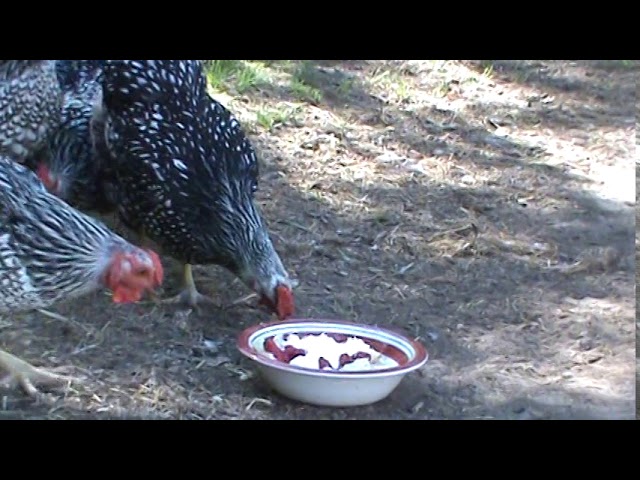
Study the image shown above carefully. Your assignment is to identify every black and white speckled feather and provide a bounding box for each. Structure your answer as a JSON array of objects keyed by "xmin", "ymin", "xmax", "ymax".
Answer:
[
  {"xmin": 0, "ymin": 156, "xmax": 137, "ymax": 313},
  {"xmin": 0, "ymin": 61, "xmax": 63, "ymax": 165},
  {"xmin": 34, "ymin": 60, "xmax": 114, "ymax": 213},
  {"xmin": 97, "ymin": 60, "xmax": 290, "ymax": 299},
  {"xmin": 55, "ymin": 60, "xmax": 105, "ymax": 93}
]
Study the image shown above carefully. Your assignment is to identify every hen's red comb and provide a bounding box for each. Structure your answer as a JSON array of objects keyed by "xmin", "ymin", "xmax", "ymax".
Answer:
[
  {"xmin": 275, "ymin": 284, "xmax": 294, "ymax": 320},
  {"xmin": 145, "ymin": 249, "xmax": 164, "ymax": 287},
  {"xmin": 36, "ymin": 164, "xmax": 57, "ymax": 192},
  {"xmin": 259, "ymin": 284, "xmax": 295, "ymax": 320}
]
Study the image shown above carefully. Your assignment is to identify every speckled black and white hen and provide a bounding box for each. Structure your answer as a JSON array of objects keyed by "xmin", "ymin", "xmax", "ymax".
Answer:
[
  {"xmin": 0, "ymin": 61, "xmax": 63, "ymax": 165},
  {"xmin": 93, "ymin": 60, "xmax": 294, "ymax": 318},
  {"xmin": 33, "ymin": 60, "xmax": 115, "ymax": 214},
  {"xmin": 0, "ymin": 156, "xmax": 163, "ymax": 396}
]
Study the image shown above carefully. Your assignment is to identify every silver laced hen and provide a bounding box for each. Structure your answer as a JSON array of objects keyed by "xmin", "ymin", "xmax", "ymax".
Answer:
[
  {"xmin": 0, "ymin": 156, "xmax": 163, "ymax": 397},
  {"xmin": 0, "ymin": 61, "xmax": 63, "ymax": 166},
  {"xmin": 34, "ymin": 60, "xmax": 116, "ymax": 214},
  {"xmin": 93, "ymin": 60, "xmax": 294, "ymax": 319}
]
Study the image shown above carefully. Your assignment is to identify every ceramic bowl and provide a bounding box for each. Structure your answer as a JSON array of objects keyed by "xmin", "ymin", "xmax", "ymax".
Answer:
[{"xmin": 237, "ymin": 319, "xmax": 428, "ymax": 407}]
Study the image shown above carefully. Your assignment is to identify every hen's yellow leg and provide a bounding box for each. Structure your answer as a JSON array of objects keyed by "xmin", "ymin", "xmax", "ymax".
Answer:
[{"xmin": 160, "ymin": 263, "xmax": 216, "ymax": 308}]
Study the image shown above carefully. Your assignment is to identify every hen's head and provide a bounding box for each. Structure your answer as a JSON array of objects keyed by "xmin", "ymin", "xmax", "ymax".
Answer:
[{"xmin": 104, "ymin": 247, "xmax": 164, "ymax": 303}]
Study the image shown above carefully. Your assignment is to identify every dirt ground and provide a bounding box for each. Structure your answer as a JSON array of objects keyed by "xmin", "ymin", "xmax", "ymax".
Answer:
[{"xmin": 0, "ymin": 60, "xmax": 636, "ymax": 420}]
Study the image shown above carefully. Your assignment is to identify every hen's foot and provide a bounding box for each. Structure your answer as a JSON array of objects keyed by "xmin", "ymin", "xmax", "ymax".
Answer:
[{"xmin": 0, "ymin": 350, "xmax": 75, "ymax": 397}]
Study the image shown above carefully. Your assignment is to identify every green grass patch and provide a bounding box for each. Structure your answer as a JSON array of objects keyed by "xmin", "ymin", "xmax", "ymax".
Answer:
[
  {"xmin": 204, "ymin": 60, "xmax": 270, "ymax": 94},
  {"xmin": 255, "ymin": 105, "xmax": 301, "ymax": 131}
]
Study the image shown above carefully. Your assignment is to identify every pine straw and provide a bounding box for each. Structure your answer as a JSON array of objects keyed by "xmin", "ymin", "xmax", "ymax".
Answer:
[{"xmin": 1, "ymin": 299, "xmax": 275, "ymax": 419}]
